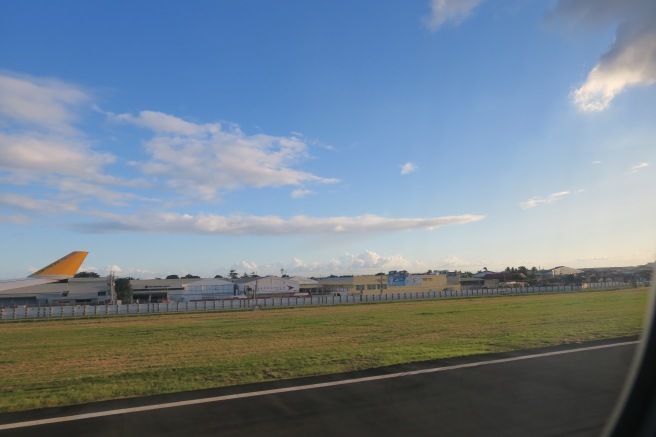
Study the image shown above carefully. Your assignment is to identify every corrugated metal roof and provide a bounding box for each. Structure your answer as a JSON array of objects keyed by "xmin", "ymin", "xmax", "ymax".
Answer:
[
  {"xmin": 290, "ymin": 276, "xmax": 319, "ymax": 285},
  {"xmin": 185, "ymin": 278, "xmax": 233, "ymax": 287}
]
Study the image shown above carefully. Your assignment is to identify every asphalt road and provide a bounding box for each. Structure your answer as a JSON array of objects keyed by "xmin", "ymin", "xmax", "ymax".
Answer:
[{"xmin": 0, "ymin": 338, "xmax": 638, "ymax": 437}]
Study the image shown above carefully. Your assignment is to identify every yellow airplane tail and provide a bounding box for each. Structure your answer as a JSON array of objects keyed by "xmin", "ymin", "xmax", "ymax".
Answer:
[{"xmin": 29, "ymin": 251, "xmax": 89, "ymax": 278}]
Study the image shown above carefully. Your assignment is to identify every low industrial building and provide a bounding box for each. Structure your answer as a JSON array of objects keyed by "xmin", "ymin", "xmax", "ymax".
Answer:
[
  {"xmin": 291, "ymin": 277, "xmax": 323, "ymax": 294},
  {"xmin": 172, "ymin": 278, "xmax": 236, "ymax": 302},
  {"xmin": 1, "ymin": 270, "xmax": 464, "ymax": 306},
  {"xmin": 132, "ymin": 277, "xmax": 322, "ymax": 302},
  {"xmin": 318, "ymin": 271, "xmax": 461, "ymax": 296},
  {"xmin": 234, "ymin": 276, "xmax": 311, "ymax": 297},
  {"xmin": 131, "ymin": 279, "xmax": 187, "ymax": 303},
  {"xmin": 0, "ymin": 277, "xmax": 111, "ymax": 307}
]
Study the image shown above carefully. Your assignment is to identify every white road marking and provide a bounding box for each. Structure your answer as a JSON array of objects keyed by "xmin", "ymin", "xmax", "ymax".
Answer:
[{"xmin": 0, "ymin": 340, "xmax": 639, "ymax": 431}]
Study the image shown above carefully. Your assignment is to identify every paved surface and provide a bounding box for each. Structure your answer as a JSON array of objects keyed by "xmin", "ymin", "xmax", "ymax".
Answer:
[{"xmin": 0, "ymin": 338, "xmax": 638, "ymax": 436}]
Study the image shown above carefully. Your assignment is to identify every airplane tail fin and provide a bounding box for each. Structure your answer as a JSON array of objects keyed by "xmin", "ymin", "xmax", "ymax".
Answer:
[{"xmin": 29, "ymin": 251, "xmax": 89, "ymax": 279}]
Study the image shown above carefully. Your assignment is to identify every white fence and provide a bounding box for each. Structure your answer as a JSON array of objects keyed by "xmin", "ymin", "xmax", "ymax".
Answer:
[{"xmin": 0, "ymin": 282, "xmax": 634, "ymax": 321}]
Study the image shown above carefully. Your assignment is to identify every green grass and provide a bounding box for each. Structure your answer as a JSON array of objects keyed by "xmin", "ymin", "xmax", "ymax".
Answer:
[{"xmin": 0, "ymin": 288, "xmax": 649, "ymax": 413}]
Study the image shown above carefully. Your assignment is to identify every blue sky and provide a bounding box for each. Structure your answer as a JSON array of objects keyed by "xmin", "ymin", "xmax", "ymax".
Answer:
[{"xmin": 1, "ymin": 0, "xmax": 655, "ymax": 279}]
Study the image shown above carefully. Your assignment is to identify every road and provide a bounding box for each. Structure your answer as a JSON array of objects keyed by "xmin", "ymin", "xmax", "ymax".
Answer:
[{"xmin": 0, "ymin": 338, "xmax": 638, "ymax": 436}]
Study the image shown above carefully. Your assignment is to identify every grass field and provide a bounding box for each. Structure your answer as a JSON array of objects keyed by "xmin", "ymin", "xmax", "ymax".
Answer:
[{"xmin": 0, "ymin": 288, "xmax": 649, "ymax": 413}]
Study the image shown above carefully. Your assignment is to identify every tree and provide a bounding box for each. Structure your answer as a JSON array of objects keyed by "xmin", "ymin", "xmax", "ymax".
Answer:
[
  {"xmin": 166, "ymin": 274, "xmax": 179, "ymax": 279},
  {"xmin": 228, "ymin": 269, "xmax": 238, "ymax": 280},
  {"xmin": 214, "ymin": 274, "xmax": 224, "ymax": 278},
  {"xmin": 74, "ymin": 271, "xmax": 100, "ymax": 278},
  {"xmin": 183, "ymin": 274, "xmax": 200, "ymax": 279},
  {"xmin": 114, "ymin": 278, "xmax": 133, "ymax": 303}
]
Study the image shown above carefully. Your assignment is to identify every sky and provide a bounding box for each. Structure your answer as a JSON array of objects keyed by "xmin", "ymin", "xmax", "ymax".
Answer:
[{"xmin": 0, "ymin": 0, "xmax": 655, "ymax": 279}]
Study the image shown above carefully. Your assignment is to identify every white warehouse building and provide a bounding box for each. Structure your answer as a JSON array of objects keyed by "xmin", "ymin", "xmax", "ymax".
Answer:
[
  {"xmin": 236, "ymin": 276, "xmax": 300, "ymax": 297},
  {"xmin": 168, "ymin": 278, "xmax": 236, "ymax": 302}
]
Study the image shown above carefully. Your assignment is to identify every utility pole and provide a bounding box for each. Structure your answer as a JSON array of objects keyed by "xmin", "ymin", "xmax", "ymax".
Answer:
[{"xmin": 109, "ymin": 271, "xmax": 116, "ymax": 304}]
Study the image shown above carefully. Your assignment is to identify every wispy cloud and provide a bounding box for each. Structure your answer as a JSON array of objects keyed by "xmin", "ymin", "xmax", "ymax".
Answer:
[
  {"xmin": 550, "ymin": 0, "xmax": 656, "ymax": 112},
  {"xmin": 400, "ymin": 162, "xmax": 417, "ymax": 175},
  {"xmin": 0, "ymin": 214, "xmax": 31, "ymax": 225},
  {"xmin": 0, "ymin": 73, "xmax": 89, "ymax": 134},
  {"xmin": 114, "ymin": 110, "xmax": 339, "ymax": 200},
  {"xmin": 423, "ymin": 0, "xmax": 483, "ymax": 31},
  {"xmin": 0, "ymin": 73, "xmax": 142, "ymax": 210},
  {"xmin": 0, "ymin": 74, "xmax": 115, "ymax": 182},
  {"xmin": 72, "ymin": 212, "xmax": 485, "ymax": 235},
  {"xmin": 631, "ymin": 162, "xmax": 649, "ymax": 172},
  {"xmin": 112, "ymin": 110, "xmax": 215, "ymax": 136},
  {"xmin": 0, "ymin": 132, "xmax": 116, "ymax": 183},
  {"xmin": 291, "ymin": 189, "xmax": 314, "ymax": 199},
  {"xmin": 0, "ymin": 193, "xmax": 79, "ymax": 213},
  {"xmin": 592, "ymin": 160, "xmax": 603, "ymax": 165},
  {"xmin": 520, "ymin": 191, "xmax": 571, "ymax": 209}
]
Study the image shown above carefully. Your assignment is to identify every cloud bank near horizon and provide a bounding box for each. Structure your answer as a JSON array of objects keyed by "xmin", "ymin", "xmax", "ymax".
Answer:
[{"xmin": 84, "ymin": 249, "xmax": 493, "ymax": 279}]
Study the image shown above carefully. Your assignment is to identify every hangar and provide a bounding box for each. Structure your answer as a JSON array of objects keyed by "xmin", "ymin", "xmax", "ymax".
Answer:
[
  {"xmin": 170, "ymin": 278, "xmax": 236, "ymax": 302},
  {"xmin": 235, "ymin": 276, "xmax": 301, "ymax": 297},
  {"xmin": 0, "ymin": 277, "xmax": 111, "ymax": 307}
]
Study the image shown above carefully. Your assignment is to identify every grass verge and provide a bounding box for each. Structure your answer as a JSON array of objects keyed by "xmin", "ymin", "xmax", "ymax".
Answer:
[{"xmin": 0, "ymin": 288, "xmax": 649, "ymax": 412}]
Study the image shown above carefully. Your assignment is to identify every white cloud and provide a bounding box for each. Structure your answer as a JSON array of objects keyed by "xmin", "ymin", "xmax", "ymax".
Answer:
[
  {"xmin": 291, "ymin": 189, "xmax": 314, "ymax": 199},
  {"xmin": 54, "ymin": 178, "xmax": 155, "ymax": 207},
  {"xmin": 111, "ymin": 111, "xmax": 216, "ymax": 136},
  {"xmin": 91, "ymin": 264, "xmax": 156, "ymax": 279},
  {"xmin": 400, "ymin": 162, "xmax": 417, "ymax": 175},
  {"xmin": 0, "ymin": 214, "xmax": 31, "ymax": 225},
  {"xmin": 280, "ymin": 250, "xmax": 417, "ymax": 276},
  {"xmin": 342, "ymin": 250, "xmax": 412, "ymax": 271},
  {"xmin": 72, "ymin": 211, "xmax": 485, "ymax": 235},
  {"xmin": 631, "ymin": 162, "xmax": 649, "ymax": 172},
  {"xmin": 239, "ymin": 261, "xmax": 258, "ymax": 272},
  {"xmin": 0, "ymin": 132, "xmax": 116, "ymax": 182},
  {"xmin": 114, "ymin": 111, "xmax": 338, "ymax": 200},
  {"xmin": 0, "ymin": 73, "xmax": 143, "ymax": 210},
  {"xmin": 437, "ymin": 255, "xmax": 467, "ymax": 268},
  {"xmin": 423, "ymin": 0, "xmax": 483, "ymax": 31},
  {"xmin": 0, "ymin": 73, "xmax": 89, "ymax": 134},
  {"xmin": 552, "ymin": 0, "xmax": 656, "ymax": 111},
  {"xmin": 0, "ymin": 193, "xmax": 79, "ymax": 213},
  {"xmin": 520, "ymin": 191, "xmax": 571, "ymax": 209},
  {"xmin": 592, "ymin": 160, "xmax": 603, "ymax": 164}
]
